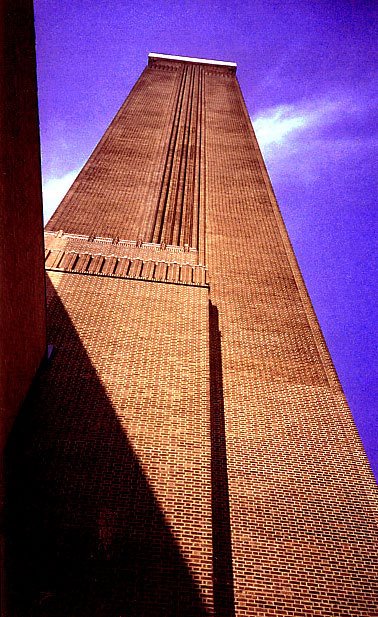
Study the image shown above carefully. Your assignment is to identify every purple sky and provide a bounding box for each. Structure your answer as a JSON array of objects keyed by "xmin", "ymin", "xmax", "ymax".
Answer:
[{"xmin": 34, "ymin": 0, "xmax": 378, "ymax": 479}]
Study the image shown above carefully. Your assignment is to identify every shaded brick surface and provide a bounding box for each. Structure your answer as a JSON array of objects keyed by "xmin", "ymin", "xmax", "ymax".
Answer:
[
  {"xmin": 1, "ymin": 3, "xmax": 46, "ymax": 614},
  {"xmin": 6, "ymin": 55, "xmax": 378, "ymax": 616},
  {"xmin": 0, "ymin": 0, "xmax": 46, "ymax": 461},
  {"xmin": 6, "ymin": 273, "xmax": 212, "ymax": 616}
]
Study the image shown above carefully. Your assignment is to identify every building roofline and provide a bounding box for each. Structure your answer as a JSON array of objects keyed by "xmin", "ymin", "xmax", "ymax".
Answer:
[{"xmin": 148, "ymin": 53, "xmax": 237, "ymax": 69}]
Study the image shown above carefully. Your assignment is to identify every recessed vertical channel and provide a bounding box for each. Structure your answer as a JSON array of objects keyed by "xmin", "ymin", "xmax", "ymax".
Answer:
[
  {"xmin": 151, "ymin": 62, "xmax": 204, "ymax": 251},
  {"xmin": 151, "ymin": 64, "xmax": 188, "ymax": 245}
]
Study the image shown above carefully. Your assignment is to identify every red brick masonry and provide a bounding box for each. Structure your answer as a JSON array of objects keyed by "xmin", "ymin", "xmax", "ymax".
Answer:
[{"xmin": 6, "ymin": 54, "xmax": 377, "ymax": 616}]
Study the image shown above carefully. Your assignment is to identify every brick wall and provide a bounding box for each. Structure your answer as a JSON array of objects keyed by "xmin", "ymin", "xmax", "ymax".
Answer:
[
  {"xmin": 7, "ymin": 55, "xmax": 378, "ymax": 616},
  {"xmin": 6, "ymin": 271, "xmax": 212, "ymax": 615},
  {"xmin": 205, "ymin": 70, "xmax": 378, "ymax": 615}
]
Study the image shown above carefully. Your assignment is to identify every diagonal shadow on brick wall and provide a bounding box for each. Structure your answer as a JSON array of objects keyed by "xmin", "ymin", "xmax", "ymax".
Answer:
[
  {"xmin": 209, "ymin": 301, "xmax": 236, "ymax": 617},
  {"xmin": 4, "ymin": 279, "xmax": 210, "ymax": 617}
]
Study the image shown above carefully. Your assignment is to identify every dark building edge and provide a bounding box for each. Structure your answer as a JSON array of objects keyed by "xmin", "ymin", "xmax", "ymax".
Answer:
[{"xmin": 0, "ymin": 2, "xmax": 47, "ymax": 615}]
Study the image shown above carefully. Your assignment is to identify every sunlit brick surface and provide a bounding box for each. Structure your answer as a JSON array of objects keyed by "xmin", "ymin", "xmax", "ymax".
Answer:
[
  {"xmin": 7, "ymin": 55, "xmax": 378, "ymax": 616},
  {"xmin": 204, "ymin": 72, "xmax": 378, "ymax": 615},
  {"xmin": 7, "ymin": 272, "xmax": 212, "ymax": 616}
]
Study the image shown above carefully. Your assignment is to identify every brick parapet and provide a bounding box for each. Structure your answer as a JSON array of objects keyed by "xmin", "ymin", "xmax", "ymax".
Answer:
[{"xmin": 148, "ymin": 53, "xmax": 237, "ymax": 77}]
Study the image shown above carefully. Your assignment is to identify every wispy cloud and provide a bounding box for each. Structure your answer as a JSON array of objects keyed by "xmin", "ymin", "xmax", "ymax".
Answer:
[
  {"xmin": 253, "ymin": 99, "xmax": 343, "ymax": 150},
  {"xmin": 252, "ymin": 89, "xmax": 378, "ymax": 181},
  {"xmin": 253, "ymin": 105, "xmax": 309, "ymax": 148},
  {"xmin": 42, "ymin": 167, "xmax": 82, "ymax": 222}
]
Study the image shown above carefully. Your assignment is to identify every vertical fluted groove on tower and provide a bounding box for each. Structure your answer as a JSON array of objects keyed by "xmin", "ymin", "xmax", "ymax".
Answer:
[
  {"xmin": 198, "ymin": 65, "xmax": 206, "ymax": 263},
  {"xmin": 181, "ymin": 65, "xmax": 203, "ymax": 250},
  {"xmin": 167, "ymin": 65, "xmax": 193, "ymax": 245},
  {"xmin": 174, "ymin": 66, "xmax": 195, "ymax": 245},
  {"xmin": 178, "ymin": 66, "xmax": 196, "ymax": 246},
  {"xmin": 158, "ymin": 65, "xmax": 191, "ymax": 245},
  {"xmin": 137, "ymin": 67, "xmax": 184, "ymax": 242},
  {"xmin": 151, "ymin": 65, "xmax": 187, "ymax": 244},
  {"xmin": 151, "ymin": 64, "xmax": 204, "ymax": 250}
]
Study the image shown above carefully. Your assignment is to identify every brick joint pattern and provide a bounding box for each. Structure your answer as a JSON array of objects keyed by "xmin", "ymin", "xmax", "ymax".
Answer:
[{"xmin": 6, "ymin": 53, "xmax": 378, "ymax": 617}]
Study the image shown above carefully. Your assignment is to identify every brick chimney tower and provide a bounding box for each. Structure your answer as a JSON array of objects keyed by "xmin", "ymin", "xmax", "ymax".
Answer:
[{"xmin": 6, "ymin": 54, "xmax": 377, "ymax": 616}]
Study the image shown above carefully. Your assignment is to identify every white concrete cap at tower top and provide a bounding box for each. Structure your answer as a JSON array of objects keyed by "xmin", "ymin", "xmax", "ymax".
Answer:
[{"xmin": 148, "ymin": 53, "xmax": 237, "ymax": 69}]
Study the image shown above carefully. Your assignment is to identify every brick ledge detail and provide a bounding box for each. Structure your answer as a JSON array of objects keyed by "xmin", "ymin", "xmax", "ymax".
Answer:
[{"xmin": 45, "ymin": 249, "xmax": 208, "ymax": 287}]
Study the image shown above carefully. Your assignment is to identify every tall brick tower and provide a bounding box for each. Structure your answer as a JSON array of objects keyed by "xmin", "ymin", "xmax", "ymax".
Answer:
[{"xmin": 6, "ymin": 54, "xmax": 377, "ymax": 616}]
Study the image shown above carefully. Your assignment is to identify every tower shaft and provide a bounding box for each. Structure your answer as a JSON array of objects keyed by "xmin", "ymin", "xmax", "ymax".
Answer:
[{"xmin": 7, "ymin": 54, "xmax": 378, "ymax": 616}]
